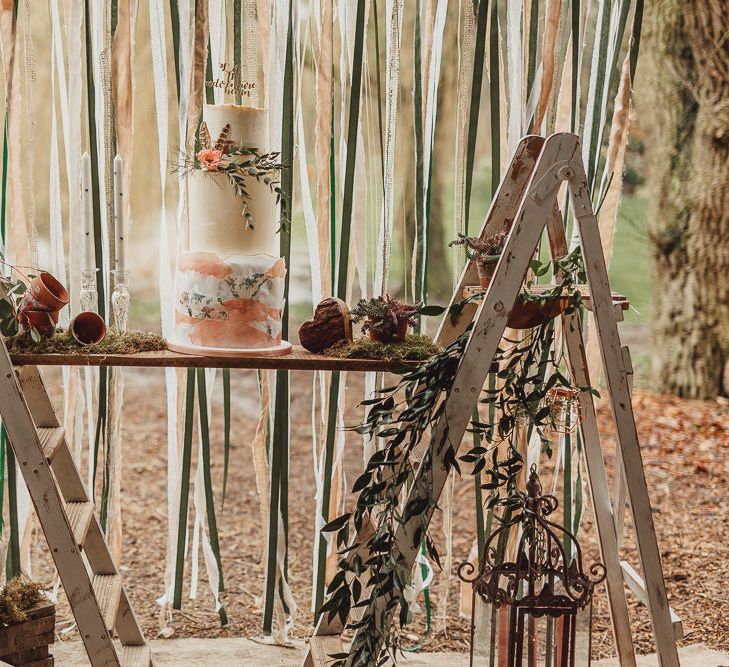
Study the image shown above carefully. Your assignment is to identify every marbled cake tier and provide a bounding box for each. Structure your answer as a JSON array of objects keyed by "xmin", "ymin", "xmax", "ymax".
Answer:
[{"xmin": 172, "ymin": 251, "xmax": 286, "ymax": 349}]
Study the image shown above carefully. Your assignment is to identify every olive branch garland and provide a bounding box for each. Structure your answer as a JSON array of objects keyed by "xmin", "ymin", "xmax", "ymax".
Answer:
[{"xmin": 319, "ymin": 248, "xmax": 593, "ymax": 666}]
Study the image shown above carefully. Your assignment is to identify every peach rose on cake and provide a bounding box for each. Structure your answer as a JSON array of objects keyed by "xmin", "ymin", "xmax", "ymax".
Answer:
[{"xmin": 196, "ymin": 148, "xmax": 223, "ymax": 171}]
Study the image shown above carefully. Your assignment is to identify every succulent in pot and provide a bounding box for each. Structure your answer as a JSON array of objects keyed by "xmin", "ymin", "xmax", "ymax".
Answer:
[
  {"xmin": 449, "ymin": 230, "xmax": 508, "ymax": 287},
  {"xmin": 350, "ymin": 295, "xmax": 437, "ymax": 344}
]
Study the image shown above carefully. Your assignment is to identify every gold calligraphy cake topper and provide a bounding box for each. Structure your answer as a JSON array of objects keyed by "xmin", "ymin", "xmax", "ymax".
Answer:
[{"xmin": 206, "ymin": 62, "xmax": 257, "ymax": 98}]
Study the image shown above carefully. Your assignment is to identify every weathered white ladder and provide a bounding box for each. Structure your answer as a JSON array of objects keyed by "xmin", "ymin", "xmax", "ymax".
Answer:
[
  {"xmin": 0, "ymin": 343, "xmax": 153, "ymax": 666},
  {"xmin": 305, "ymin": 133, "xmax": 680, "ymax": 666}
]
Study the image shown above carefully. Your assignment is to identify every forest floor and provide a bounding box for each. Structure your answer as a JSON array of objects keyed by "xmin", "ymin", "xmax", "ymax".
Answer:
[{"xmin": 29, "ymin": 366, "xmax": 729, "ymax": 659}]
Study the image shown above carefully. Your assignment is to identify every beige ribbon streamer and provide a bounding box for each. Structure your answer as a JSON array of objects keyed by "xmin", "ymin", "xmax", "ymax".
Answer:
[
  {"xmin": 532, "ymin": 0, "xmax": 562, "ymax": 132},
  {"xmin": 185, "ymin": 0, "xmax": 209, "ymax": 149},
  {"xmin": 586, "ymin": 55, "xmax": 632, "ymax": 382}
]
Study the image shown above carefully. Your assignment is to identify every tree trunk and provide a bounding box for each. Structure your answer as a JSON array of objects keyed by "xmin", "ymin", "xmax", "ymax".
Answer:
[{"xmin": 641, "ymin": 0, "xmax": 729, "ymax": 398}]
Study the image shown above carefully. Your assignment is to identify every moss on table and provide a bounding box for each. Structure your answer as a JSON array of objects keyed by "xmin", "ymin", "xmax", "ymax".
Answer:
[
  {"xmin": 4, "ymin": 329, "xmax": 167, "ymax": 355},
  {"xmin": 324, "ymin": 333, "xmax": 440, "ymax": 362},
  {"xmin": 0, "ymin": 577, "xmax": 43, "ymax": 625}
]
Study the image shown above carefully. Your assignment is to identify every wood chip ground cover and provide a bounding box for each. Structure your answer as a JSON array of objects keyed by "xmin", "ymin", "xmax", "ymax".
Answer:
[{"xmin": 29, "ymin": 369, "xmax": 728, "ymax": 658}]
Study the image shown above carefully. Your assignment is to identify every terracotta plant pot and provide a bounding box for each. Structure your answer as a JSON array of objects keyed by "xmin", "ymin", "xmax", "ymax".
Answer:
[
  {"xmin": 70, "ymin": 312, "xmax": 106, "ymax": 345},
  {"xmin": 19, "ymin": 310, "xmax": 57, "ymax": 337},
  {"xmin": 507, "ymin": 295, "xmax": 572, "ymax": 329},
  {"xmin": 367, "ymin": 318, "xmax": 409, "ymax": 344},
  {"xmin": 476, "ymin": 256, "xmax": 500, "ymax": 288},
  {"xmin": 28, "ymin": 272, "xmax": 69, "ymax": 311}
]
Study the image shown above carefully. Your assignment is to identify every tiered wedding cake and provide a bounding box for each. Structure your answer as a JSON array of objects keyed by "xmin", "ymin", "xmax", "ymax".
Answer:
[{"xmin": 169, "ymin": 104, "xmax": 291, "ymax": 356}]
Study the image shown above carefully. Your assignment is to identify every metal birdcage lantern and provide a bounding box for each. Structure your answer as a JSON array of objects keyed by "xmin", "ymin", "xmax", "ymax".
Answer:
[{"xmin": 459, "ymin": 466, "xmax": 605, "ymax": 666}]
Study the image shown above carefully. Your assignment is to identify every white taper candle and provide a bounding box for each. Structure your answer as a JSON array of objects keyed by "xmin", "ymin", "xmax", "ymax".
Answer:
[
  {"xmin": 113, "ymin": 154, "xmax": 125, "ymax": 272},
  {"xmin": 81, "ymin": 152, "xmax": 95, "ymax": 271}
]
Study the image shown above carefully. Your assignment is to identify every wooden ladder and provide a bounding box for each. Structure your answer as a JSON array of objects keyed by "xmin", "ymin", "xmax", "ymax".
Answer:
[
  {"xmin": 0, "ymin": 341, "xmax": 153, "ymax": 666},
  {"xmin": 304, "ymin": 133, "xmax": 680, "ymax": 666}
]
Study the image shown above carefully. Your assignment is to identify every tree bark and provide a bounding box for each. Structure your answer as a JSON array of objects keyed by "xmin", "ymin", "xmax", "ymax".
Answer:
[{"xmin": 641, "ymin": 0, "xmax": 729, "ymax": 398}]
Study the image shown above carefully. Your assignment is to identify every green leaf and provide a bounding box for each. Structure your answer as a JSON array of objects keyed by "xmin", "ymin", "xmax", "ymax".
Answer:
[
  {"xmin": 417, "ymin": 304, "xmax": 446, "ymax": 317},
  {"xmin": 322, "ymin": 513, "xmax": 351, "ymax": 533}
]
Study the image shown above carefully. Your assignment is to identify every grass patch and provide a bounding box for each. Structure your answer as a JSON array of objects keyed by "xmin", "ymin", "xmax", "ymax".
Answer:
[
  {"xmin": 325, "ymin": 333, "xmax": 440, "ymax": 362},
  {"xmin": 5, "ymin": 329, "xmax": 167, "ymax": 355},
  {"xmin": 609, "ymin": 192, "xmax": 651, "ymax": 324}
]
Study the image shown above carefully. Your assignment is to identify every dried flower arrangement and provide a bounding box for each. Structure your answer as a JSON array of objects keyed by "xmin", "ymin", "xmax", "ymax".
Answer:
[
  {"xmin": 177, "ymin": 121, "xmax": 287, "ymax": 231},
  {"xmin": 349, "ymin": 295, "xmax": 443, "ymax": 344}
]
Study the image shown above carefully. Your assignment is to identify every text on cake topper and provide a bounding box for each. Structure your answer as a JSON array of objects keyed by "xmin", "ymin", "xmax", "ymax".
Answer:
[{"xmin": 206, "ymin": 62, "xmax": 257, "ymax": 98}]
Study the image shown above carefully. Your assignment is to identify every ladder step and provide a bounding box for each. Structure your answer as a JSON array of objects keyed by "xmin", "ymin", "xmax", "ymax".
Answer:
[
  {"xmin": 37, "ymin": 426, "xmax": 65, "ymax": 462},
  {"xmin": 309, "ymin": 634, "xmax": 345, "ymax": 665},
  {"xmin": 620, "ymin": 560, "xmax": 684, "ymax": 640},
  {"xmin": 119, "ymin": 643, "xmax": 152, "ymax": 667},
  {"xmin": 65, "ymin": 501, "xmax": 94, "ymax": 547},
  {"xmin": 92, "ymin": 574, "xmax": 123, "ymax": 631}
]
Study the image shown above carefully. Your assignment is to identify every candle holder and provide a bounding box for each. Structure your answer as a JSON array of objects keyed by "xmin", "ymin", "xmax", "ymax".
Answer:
[
  {"xmin": 80, "ymin": 269, "xmax": 99, "ymax": 314},
  {"xmin": 111, "ymin": 270, "xmax": 130, "ymax": 332}
]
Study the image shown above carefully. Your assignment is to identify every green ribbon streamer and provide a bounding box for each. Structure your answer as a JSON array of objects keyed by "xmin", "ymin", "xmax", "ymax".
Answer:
[
  {"xmin": 5, "ymin": 430, "xmax": 18, "ymax": 579},
  {"xmin": 263, "ymin": 0, "xmax": 295, "ymax": 635},
  {"xmin": 169, "ymin": 0, "xmax": 181, "ymax": 102},
  {"xmin": 313, "ymin": 0, "xmax": 367, "ymax": 619},
  {"xmin": 221, "ymin": 369, "xmax": 231, "ymax": 512},
  {"xmin": 489, "ymin": 0, "xmax": 501, "ymax": 190},
  {"xmin": 233, "ymin": 0, "xmax": 242, "ymax": 105},
  {"xmin": 465, "ymin": 0, "xmax": 490, "ymax": 235},
  {"xmin": 196, "ymin": 369, "xmax": 227, "ymax": 624},
  {"xmin": 413, "ymin": 0, "xmax": 426, "ymax": 306},
  {"xmin": 173, "ymin": 369, "xmax": 196, "ymax": 609}
]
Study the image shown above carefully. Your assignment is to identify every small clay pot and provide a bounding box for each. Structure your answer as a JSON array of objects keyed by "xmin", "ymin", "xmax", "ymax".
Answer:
[
  {"xmin": 367, "ymin": 318, "xmax": 409, "ymax": 344},
  {"xmin": 28, "ymin": 272, "xmax": 69, "ymax": 311},
  {"xmin": 69, "ymin": 312, "xmax": 106, "ymax": 345},
  {"xmin": 19, "ymin": 310, "xmax": 57, "ymax": 337},
  {"xmin": 476, "ymin": 256, "xmax": 500, "ymax": 288}
]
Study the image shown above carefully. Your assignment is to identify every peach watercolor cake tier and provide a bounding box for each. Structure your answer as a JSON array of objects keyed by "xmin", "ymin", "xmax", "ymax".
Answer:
[{"xmin": 169, "ymin": 104, "xmax": 291, "ymax": 356}]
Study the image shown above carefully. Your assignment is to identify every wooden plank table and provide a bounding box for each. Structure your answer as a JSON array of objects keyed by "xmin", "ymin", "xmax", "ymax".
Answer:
[{"xmin": 9, "ymin": 345, "xmax": 415, "ymax": 372}]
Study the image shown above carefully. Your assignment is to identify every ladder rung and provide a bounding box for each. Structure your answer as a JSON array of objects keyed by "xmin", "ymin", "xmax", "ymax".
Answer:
[
  {"xmin": 37, "ymin": 426, "xmax": 66, "ymax": 462},
  {"xmin": 120, "ymin": 643, "xmax": 151, "ymax": 667},
  {"xmin": 309, "ymin": 634, "xmax": 345, "ymax": 665},
  {"xmin": 65, "ymin": 501, "xmax": 94, "ymax": 547},
  {"xmin": 620, "ymin": 560, "xmax": 683, "ymax": 640},
  {"xmin": 92, "ymin": 574, "xmax": 123, "ymax": 631}
]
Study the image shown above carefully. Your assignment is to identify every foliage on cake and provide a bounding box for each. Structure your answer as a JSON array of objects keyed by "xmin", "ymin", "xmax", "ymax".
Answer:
[{"xmin": 178, "ymin": 120, "xmax": 286, "ymax": 231}]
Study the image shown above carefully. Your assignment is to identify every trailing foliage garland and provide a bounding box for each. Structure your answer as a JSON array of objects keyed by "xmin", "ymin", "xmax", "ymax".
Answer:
[{"xmin": 320, "ymin": 248, "xmax": 592, "ymax": 665}]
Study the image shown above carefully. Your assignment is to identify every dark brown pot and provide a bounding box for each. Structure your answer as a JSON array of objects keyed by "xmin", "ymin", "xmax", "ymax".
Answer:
[
  {"xmin": 70, "ymin": 312, "xmax": 106, "ymax": 345},
  {"xmin": 367, "ymin": 318, "xmax": 409, "ymax": 344},
  {"xmin": 507, "ymin": 296, "xmax": 572, "ymax": 329},
  {"xmin": 28, "ymin": 272, "xmax": 69, "ymax": 311},
  {"xmin": 19, "ymin": 310, "xmax": 57, "ymax": 337}
]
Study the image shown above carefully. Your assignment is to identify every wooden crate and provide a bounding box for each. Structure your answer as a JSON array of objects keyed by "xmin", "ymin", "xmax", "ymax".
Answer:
[{"xmin": 0, "ymin": 600, "xmax": 55, "ymax": 666}]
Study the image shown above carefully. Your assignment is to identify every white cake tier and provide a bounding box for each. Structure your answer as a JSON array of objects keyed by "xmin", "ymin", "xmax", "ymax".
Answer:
[
  {"xmin": 188, "ymin": 104, "xmax": 278, "ymax": 256},
  {"xmin": 188, "ymin": 170, "xmax": 278, "ymax": 256},
  {"xmin": 204, "ymin": 104, "xmax": 268, "ymax": 149},
  {"xmin": 173, "ymin": 251, "xmax": 286, "ymax": 350}
]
